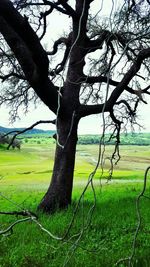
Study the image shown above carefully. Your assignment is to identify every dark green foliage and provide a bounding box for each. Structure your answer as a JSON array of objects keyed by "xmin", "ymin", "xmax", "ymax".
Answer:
[{"xmin": 78, "ymin": 133, "xmax": 150, "ymax": 146}]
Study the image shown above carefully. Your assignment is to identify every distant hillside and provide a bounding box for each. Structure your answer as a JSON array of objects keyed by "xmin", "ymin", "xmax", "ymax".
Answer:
[
  {"xmin": 78, "ymin": 132, "xmax": 150, "ymax": 146},
  {"xmin": 0, "ymin": 126, "xmax": 150, "ymax": 145},
  {"xmin": 0, "ymin": 126, "xmax": 55, "ymax": 136}
]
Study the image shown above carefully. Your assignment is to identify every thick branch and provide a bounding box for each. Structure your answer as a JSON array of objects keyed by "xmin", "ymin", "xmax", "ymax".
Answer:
[
  {"xmin": 0, "ymin": 17, "xmax": 36, "ymax": 83},
  {"xmin": 50, "ymin": 44, "xmax": 71, "ymax": 76},
  {"xmin": 47, "ymin": 37, "xmax": 69, "ymax": 56},
  {"xmin": 83, "ymin": 75, "xmax": 136, "ymax": 95},
  {"xmin": 78, "ymin": 103, "xmax": 104, "ymax": 118},
  {"xmin": 79, "ymin": 48, "xmax": 150, "ymax": 117},
  {"xmin": 0, "ymin": 1, "xmax": 59, "ymax": 113},
  {"xmin": 143, "ymin": 85, "xmax": 150, "ymax": 95},
  {"xmin": 107, "ymin": 48, "xmax": 150, "ymax": 108},
  {"xmin": 48, "ymin": 33, "xmax": 72, "ymax": 76},
  {"xmin": 0, "ymin": 0, "xmax": 49, "ymax": 77},
  {"xmin": 58, "ymin": 0, "xmax": 78, "ymax": 19},
  {"xmin": 86, "ymin": 30, "xmax": 110, "ymax": 53}
]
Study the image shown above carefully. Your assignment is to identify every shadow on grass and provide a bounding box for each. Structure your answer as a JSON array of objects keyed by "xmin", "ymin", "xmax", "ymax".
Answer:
[{"xmin": 1, "ymin": 185, "xmax": 150, "ymax": 267}]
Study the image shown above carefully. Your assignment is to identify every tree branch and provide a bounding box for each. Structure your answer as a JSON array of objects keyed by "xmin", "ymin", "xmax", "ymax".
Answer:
[
  {"xmin": 0, "ymin": 72, "xmax": 25, "ymax": 82},
  {"xmin": 0, "ymin": 0, "xmax": 59, "ymax": 113},
  {"xmin": 79, "ymin": 48, "xmax": 150, "ymax": 117},
  {"xmin": 142, "ymin": 85, "xmax": 150, "ymax": 95},
  {"xmin": 0, "ymin": 210, "xmax": 38, "ymax": 218},
  {"xmin": 0, "ymin": 217, "xmax": 32, "ymax": 236},
  {"xmin": 17, "ymin": 1, "xmax": 69, "ymax": 16},
  {"xmin": 115, "ymin": 99, "xmax": 136, "ymax": 117},
  {"xmin": 106, "ymin": 47, "xmax": 150, "ymax": 108},
  {"xmin": 58, "ymin": 0, "xmax": 78, "ymax": 19},
  {"xmin": 3, "ymin": 119, "xmax": 56, "ymax": 150},
  {"xmin": 86, "ymin": 30, "xmax": 110, "ymax": 53},
  {"xmin": 83, "ymin": 75, "xmax": 137, "ymax": 95},
  {"xmin": 47, "ymin": 36, "xmax": 70, "ymax": 56},
  {"xmin": 0, "ymin": 0, "xmax": 49, "ymax": 77},
  {"xmin": 0, "ymin": 17, "xmax": 37, "ymax": 83},
  {"xmin": 50, "ymin": 44, "xmax": 71, "ymax": 76}
]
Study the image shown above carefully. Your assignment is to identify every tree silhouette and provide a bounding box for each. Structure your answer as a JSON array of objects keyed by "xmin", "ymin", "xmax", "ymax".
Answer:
[{"xmin": 0, "ymin": 0, "xmax": 150, "ymax": 212}]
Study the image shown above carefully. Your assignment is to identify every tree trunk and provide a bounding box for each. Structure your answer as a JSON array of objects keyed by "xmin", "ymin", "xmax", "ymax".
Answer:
[{"xmin": 38, "ymin": 117, "xmax": 78, "ymax": 213}]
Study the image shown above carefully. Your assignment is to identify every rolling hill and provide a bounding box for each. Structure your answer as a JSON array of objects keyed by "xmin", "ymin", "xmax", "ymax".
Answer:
[{"xmin": 0, "ymin": 125, "xmax": 55, "ymax": 136}]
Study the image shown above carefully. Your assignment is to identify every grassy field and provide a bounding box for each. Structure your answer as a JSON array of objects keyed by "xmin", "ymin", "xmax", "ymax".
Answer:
[{"xmin": 0, "ymin": 139, "xmax": 150, "ymax": 267}]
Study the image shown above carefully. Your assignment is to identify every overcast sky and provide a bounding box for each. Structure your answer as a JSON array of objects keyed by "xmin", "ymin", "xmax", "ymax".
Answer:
[
  {"xmin": 1, "ymin": 100, "xmax": 150, "ymax": 134},
  {"xmin": 0, "ymin": 0, "xmax": 150, "ymax": 134}
]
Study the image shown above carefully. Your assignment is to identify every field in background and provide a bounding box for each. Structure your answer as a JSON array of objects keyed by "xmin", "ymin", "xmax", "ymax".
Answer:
[
  {"xmin": 0, "ymin": 137, "xmax": 150, "ymax": 267},
  {"xmin": 0, "ymin": 136, "xmax": 149, "ymax": 190}
]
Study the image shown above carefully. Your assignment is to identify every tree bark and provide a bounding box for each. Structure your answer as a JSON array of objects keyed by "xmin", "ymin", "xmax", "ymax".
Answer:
[{"xmin": 38, "ymin": 117, "xmax": 78, "ymax": 213}]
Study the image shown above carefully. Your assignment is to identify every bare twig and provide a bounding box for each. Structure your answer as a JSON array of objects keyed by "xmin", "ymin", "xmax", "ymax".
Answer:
[
  {"xmin": 0, "ymin": 217, "xmax": 33, "ymax": 236},
  {"xmin": 1, "ymin": 119, "xmax": 56, "ymax": 149},
  {"xmin": 0, "ymin": 210, "xmax": 38, "ymax": 218},
  {"xmin": 116, "ymin": 166, "xmax": 150, "ymax": 266}
]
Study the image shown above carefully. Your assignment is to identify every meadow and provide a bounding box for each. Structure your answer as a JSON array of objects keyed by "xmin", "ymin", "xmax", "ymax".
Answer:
[{"xmin": 0, "ymin": 137, "xmax": 150, "ymax": 267}]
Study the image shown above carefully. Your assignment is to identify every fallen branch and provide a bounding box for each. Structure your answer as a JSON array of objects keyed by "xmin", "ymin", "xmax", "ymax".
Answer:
[
  {"xmin": 0, "ymin": 210, "xmax": 38, "ymax": 218},
  {"xmin": 0, "ymin": 217, "xmax": 33, "ymax": 236}
]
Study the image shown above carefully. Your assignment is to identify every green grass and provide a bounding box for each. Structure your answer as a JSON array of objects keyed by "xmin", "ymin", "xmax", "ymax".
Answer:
[
  {"xmin": 1, "ymin": 184, "xmax": 150, "ymax": 267},
  {"xmin": 0, "ymin": 142, "xmax": 150, "ymax": 266}
]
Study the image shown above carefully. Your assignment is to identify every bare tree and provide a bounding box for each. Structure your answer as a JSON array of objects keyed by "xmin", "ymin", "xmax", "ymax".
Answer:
[{"xmin": 0, "ymin": 0, "xmax": 150, "ymax": 213}]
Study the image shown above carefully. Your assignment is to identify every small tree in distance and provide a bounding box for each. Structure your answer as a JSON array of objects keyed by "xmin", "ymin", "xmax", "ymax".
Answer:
[{"xmin": 0, "ymin": 0, "xmax": 150, "ymax": 213}]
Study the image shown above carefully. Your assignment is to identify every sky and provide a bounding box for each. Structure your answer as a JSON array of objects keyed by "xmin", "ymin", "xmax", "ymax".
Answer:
[
  {"xmin": 0, "ymin": 0, "xmax": 150, "ymax": 134},
  {"xmin": 1, "ymin": 100, "xmax": 150, "ymax": 134},
  {"xmin": 0, "ymin": 103, "xmax": 102, "ymax": 134}
]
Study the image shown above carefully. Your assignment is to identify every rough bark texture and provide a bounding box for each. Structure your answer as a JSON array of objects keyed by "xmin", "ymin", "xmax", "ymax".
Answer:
[{"xmin": 38, "ymin": 118, "xmax": 78, "ymax": 212}]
